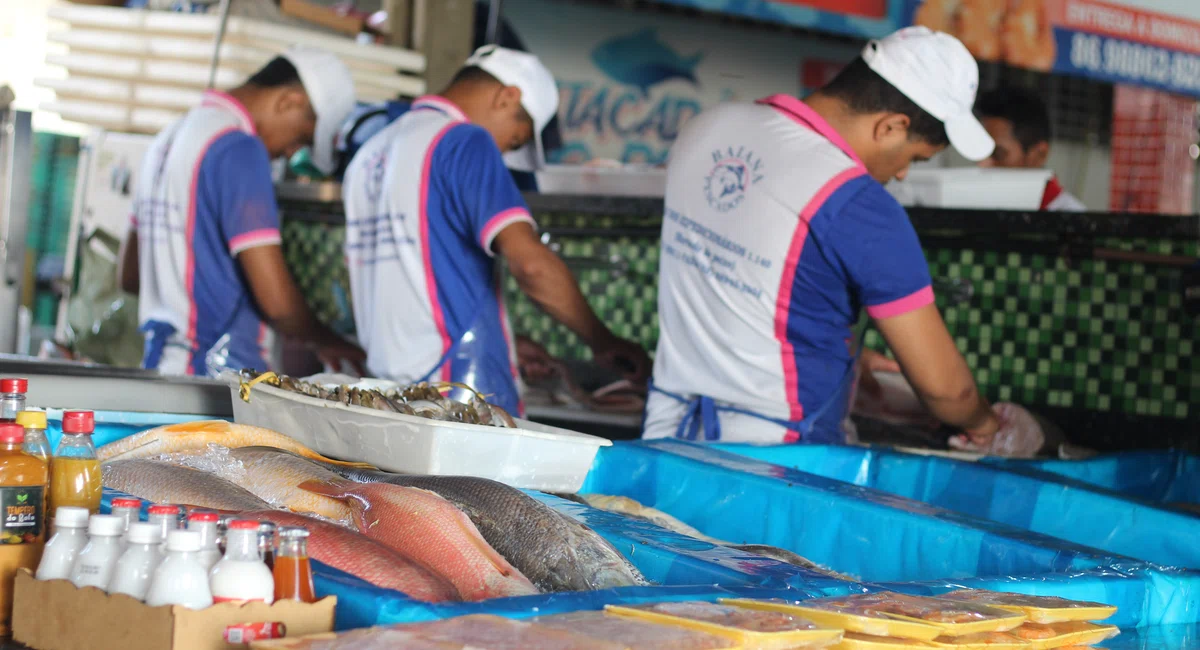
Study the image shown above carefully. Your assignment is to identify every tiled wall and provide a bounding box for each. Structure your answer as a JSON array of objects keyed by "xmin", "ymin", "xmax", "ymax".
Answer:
[{"xmin": 281, "ymin": 214, "xmax": 1199, "ymax": 423}]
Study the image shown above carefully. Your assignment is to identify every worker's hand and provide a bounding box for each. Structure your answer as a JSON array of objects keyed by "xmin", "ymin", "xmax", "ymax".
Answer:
[
  {"xmin": 948, "ymin": 402, "xmax": 1045, "ymax": 458},
  {"xmin": 592, "ymin": 335, "xmax": 652, "ymax": 385},
  {"xmin": 516, "ymin": 335, "xmax": 556, "ymax": 384},
  {"xmin": 316, "ymin": 338, "xmax": 367, "ymax": 377}
]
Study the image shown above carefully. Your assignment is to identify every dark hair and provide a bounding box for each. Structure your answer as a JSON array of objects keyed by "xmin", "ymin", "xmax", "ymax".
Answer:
[
  {"xmin": 820, "ymin": 57, "xmax": 949, "ymax": 147},
  {"xmin": 975, "ymin": 86, "xmax": 1051, "ymax": 151},
  {"xmin": 448, "ymin": 65, "xmax": 500, "ymax": 87},
  {"xmin": 246, "ymin": 57, "xmax": 303, "ymax": 88}
]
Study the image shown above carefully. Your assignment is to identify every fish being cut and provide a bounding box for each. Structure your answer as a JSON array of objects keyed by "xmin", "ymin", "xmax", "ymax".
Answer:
[
  {"xmin": 242, "ymin": 510, "xmax": 456, "ymax": 603},
  {"xmin": 101, "ymin": 459, "xmax": 271, "ymax": 512},
  {"xmin": 299, "ymin": 480, "xmax": 540, "ymax": 601},
  {"xmin": 96, "ymin": 421, "xmax": 372, "ymax": 468},
  {"xmin": 328, "ymin": 466, "xmax": 646, "ymax": 592}
]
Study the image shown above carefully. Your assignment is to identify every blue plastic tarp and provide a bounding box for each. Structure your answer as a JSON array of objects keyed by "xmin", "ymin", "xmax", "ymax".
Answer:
[
  {"xmin": 714, "ymin": 444, "xmax": 1200, "ymax": 569},
  {"xmin": 985, "ymin": 451, "xmax": 1200, "ymax": 506},
  {"xmin": 581, "ymin": 440, "xmax": 1133, "ymax": 583}
]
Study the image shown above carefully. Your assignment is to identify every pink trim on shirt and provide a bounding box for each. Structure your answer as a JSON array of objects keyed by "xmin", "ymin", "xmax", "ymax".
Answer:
[
  {"xmin": 758, "ymin": 94, "xmax": 864, "ymax": 167},
  {"xmin": 773, "ymin": 166, "xmax": 867, "ymax": 421},
  {"xmin": 479, "ymin": 207, "xmax": 535, "ymax": 254},
  {"xmin": 201, "ymin": 90, "xmax": 256, "ymax": 135},
  {"xmin": 420, "ymin": 123, "xmax": 458, "ymax": 381},
  {"xmin": 229, "ymin": 228, "xmax": 283, "ymax": 255},
  {"xmin": 866, "ymin": 285, "xmax": 935, "ymax": 320},
  {"xmin": 185, "ymin": 126, "xmax": 240, "ymax": 375},
  {"xmin": 412, "ymin": 96, "xmax": 469, "ymax": 123}
]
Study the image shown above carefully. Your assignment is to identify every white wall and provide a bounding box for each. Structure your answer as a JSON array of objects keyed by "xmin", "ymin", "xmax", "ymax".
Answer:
[{"xmin": 0, "ymin": 0, "xmax": 80, "ymax": 135}]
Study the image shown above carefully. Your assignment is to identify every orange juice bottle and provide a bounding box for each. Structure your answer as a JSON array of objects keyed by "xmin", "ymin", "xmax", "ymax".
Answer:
[
  {"xmin": 0, "ymin": 422, "xmax": 48, "ymax": 635},
  {"xmin": 49, "ymin": 411, "xmax": 101, "ymax": 515},
  {"xmin": 273, "ymin": 526, "xmax": 316, "ymax": 603}
]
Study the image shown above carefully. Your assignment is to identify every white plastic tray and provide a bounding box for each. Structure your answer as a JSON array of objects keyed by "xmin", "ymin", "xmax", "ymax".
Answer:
[
  {"xmin": 887, "ymin": 168, "xmax": 1053, "ymax": 210},
  {"xmin": 226, "ymin": 375, "xmax": 611, "ymax": 492}
]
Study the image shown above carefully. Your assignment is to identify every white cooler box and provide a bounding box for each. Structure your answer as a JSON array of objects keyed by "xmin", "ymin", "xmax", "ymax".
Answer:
[
  {"xmin": 227, "ymin": 375, "xmax": 611, "ymax": 492},
  {"xmin": 887, "ymin": 168, "xmax": 1053, "ymax": 210}
]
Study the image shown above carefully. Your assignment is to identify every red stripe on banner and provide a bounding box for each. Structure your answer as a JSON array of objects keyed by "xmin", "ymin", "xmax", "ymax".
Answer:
[{"xmin": 772, "ymin": 0, "xmax": 886, "ymax": 20}]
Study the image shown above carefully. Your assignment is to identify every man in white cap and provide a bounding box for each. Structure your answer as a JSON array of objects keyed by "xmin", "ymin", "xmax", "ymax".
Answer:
[
  {"xmin": 643, "ymin": 27, "xmax": 1044, "ymax": 455},
  {"xmin": 342, "ymin": 45, "xmax": 650, "ymax": 416},
  {"xmin": 119, "ymin": 48, "xmax": 365, "ymax": 376}
]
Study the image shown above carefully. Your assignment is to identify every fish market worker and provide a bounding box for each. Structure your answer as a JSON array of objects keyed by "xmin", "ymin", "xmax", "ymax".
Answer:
[
  {"xmin": 119, "ymin": 48, "xmax": 366, "ymax": 376},
  {"xmin": 342, "ymin": 46, "xmax": 650, "ymax": 416},
  {"xmin": 645, "ymin": 27, "xmax": 1036, "ymax": 449},
  {"xmin": 975, "ymin": 86, "xmax": 1086, "ymax": 211}
]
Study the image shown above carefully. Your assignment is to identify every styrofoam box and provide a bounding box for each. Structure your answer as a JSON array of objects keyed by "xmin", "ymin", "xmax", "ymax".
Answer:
[
  {"xmin": 535, "ymin": 164, "xmax": 667, "ymax": 197},
  {"xmin": 227, "ymin": 374, "xmax": 611, "ymax": 492},
  {"xmin": 886, "ymin": 168, "xmax": 1053, "ymax": 210}
]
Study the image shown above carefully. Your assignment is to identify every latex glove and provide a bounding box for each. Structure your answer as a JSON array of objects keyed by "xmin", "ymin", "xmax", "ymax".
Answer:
[{"xmin": 948, "ymin": 402, "xmax": 1045, "ymax": 458}]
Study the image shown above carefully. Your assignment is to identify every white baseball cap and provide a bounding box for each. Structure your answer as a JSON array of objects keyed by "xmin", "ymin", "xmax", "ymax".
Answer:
[
  {"xmin": 465, "ymin": 45, "xmax": 559, "ymax": 171},
  {"xmin": 281, "ymin": 46, "xmax": 357, "ymax": 175},
  {"xmin": 862, "ymin": 26, "xmax": 995, "ymax": 161}
]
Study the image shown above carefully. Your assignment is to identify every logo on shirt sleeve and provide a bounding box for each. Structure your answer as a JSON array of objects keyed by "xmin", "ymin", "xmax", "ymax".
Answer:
[
  {"xmin": 703, "ymin": 146, "xmax": 764, "ymax": 213},
  {"xmin": 365, "ymin": 149, "xmax": 389, "ymax": 203}
]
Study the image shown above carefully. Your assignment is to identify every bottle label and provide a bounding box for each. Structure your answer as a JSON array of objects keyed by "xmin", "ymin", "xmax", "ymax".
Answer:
[
  {"xmin": 0, "ymin": 485, "xmax": 43, "ymax": 544},
  {"xmin": 223, "ymin": 622, "xmax": 285, "ymax": 644}
]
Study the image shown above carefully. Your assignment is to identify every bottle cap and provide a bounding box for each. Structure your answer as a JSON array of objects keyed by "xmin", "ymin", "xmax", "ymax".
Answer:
[
  {"xmin": 15, "ymin": 411, "xmax": 46, "ymax": 429},
  {"xmin": 148, "ymin": 504, "xmax": 181, "ymax": 516},
  {"xmin": 277, "ymin": 526, "xmax": 310, "ymax": 540},
  {"xmin": 228, "ymin": 519, "xmax": 260, "ymax": 531},
  {"xmin": 112, "ymin": 497, "xmax": 142, "ymax": 509},
  {"xmin": 165, "ymin": 529, "xmax": 202, "ymax": 552},
  {"xmin": 0, "ymin": 423, "xmax": 24, "ymax": 444},
  {"xmin": 257, "ymin": 521, "xmax": 277, "ymax": 534},
  {"xmin": 55, "ymin": 506, "xmax": 90, "ymax": 528},
  {"xmin": 0, "ymin": 378, "xmax": 28, "ymax": 394},
  {"xmin": 88, "ymin": 514, "xmax": 125, "ymax": 536},
  {"xmin": 187, "ymin": 511, "xmax": 219, "ymax": 524},
  {"xmin": 126, "ymin": 522, "xmax": 162, "ymax": 545},
  {"xmin": 62, "ymin": 411, "xmax": 95, "ymax": 435}
]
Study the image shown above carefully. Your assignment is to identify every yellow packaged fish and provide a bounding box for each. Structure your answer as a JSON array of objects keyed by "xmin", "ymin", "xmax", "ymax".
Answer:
[
  {"xmin": 722, "ymin": 598, "xmax": 942, "ymax": 641},
  {"xmin": 768, "ymin": 593, "xmax": 1025, "ymax": 638},
  {"xmin": 927, "ymin": 631, "xmax": 1031, "ymax": 649},
  {"xmin": 830, "ymin": 632, "xmax": 939, "ymax": 649},
  {"xmin": 605, "ymin": 601, "xmax": 843, "ymax": 649},
  {"xmin": 938, "ymin": 590, "xmax": 1117, "ymax": 624},
  {"xmin": 1007, "ymin": 621, "xmax": 1120, "ymax": 649}
]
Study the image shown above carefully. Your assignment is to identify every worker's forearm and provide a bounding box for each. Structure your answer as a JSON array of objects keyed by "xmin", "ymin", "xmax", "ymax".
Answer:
[
  {"xmin": 511, "ymin": 254, "xmax": 613, "ymax": 347},
  {"xmin": 920, "ymin": 382, "xmax": 999, "ymax": 434}
]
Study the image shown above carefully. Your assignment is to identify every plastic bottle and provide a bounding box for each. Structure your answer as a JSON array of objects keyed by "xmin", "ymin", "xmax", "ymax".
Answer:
[
  {"xmin": 108, "ymin": 522, "xmax": 164, "ymax": 600},
  {"xmin": 0, "ymin": 422, "xmax": 48, "ymax": 635},
  {"xmin": 210, "ymin": 520, "xmax": 274, "ymax": 604},
  {"xmin": 35, "ymin": 506, "xmax": 89, "ymax": 580},
  {"xmin": 144, "ymin": 530, "xmax": 213, "ymax": 609},
  {"xmin": 147, "ymin": 504, "xmax": 181, "ymax": 542},
  {"xmin": 257, "ymin": 521, "xmax": 277, "ymax": 570},
  {"xmin": 186, "ymin": 511, "xmax": 221, "ymax": 571},
  {"xmin": 15, "ymin": 411, "xmax": 50, "ymax": 463},
  {"xmin": 0, "ymin": 379, "xmax": 27, "ymax": 422},
  {"xmin": 111, "ymin": 497, "xmax": 141, "ymax": 550},
  {"xmin": 49, "ymin": 411, "xmax": 101, "ymax": 514},
  {"xmin": 273, "ymin": 526, "xmax": 315, "ymax": 603},
  {"xmin": 70, "ymin": 514, "xmax": 124, "ymax": 589}
]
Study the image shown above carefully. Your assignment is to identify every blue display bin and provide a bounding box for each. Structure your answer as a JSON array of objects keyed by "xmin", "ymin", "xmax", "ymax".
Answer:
[{"xmin": 985, "ymin": 451, "xmax": 1200, "ymax": 506}]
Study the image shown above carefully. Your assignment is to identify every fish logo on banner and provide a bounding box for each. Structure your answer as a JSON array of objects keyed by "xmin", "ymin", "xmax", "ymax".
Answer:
[
  {"xmin": 704, "ymin": 146, "xmax": 765, "ymax": 213},
  {"xmin": 591, "ymin": 27, "xmax": 704, "ymax": 96}
]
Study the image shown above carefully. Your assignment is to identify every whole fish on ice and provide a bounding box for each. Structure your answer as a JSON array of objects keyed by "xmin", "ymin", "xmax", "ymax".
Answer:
[
  {"xmin": 299, "ymin": 479, "xmax": 540, "ymax": 601},
  {"xmin": 101, "ymin": 459, "xmax": 271, "ymax": 512},
  {"xmin": 329, "ymin": 465, "xmax": 646, "ymax": 592},
  {"xmin": 243, "ymin": 510, "xmax": 456, "ymax": 602},
  {"xmin": 97, "ymin": 421, "xmax": 372, "ymax": 468}
]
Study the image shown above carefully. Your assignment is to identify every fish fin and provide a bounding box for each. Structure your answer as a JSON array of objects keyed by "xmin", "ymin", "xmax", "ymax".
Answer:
[
  {"xmin": 684, "ymin": 52, "xmax": 704, "ymax": 70},
  {"xmin": 298, "ymin": 478, "xmax": 351, "ymax": 499},
  {"xmin": 295, "ymin": 450, "xmax": 377, "ymax": 470}
]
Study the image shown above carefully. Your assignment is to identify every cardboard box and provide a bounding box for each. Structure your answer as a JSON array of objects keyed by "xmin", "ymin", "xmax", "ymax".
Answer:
[{"xmin": 12, "ymin": 570, "xmax": 335, "ymax": 650}]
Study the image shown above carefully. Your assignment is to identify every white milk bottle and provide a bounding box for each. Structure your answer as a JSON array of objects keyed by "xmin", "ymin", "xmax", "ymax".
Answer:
[
  {"xmin": 209, "ymin": 520, "xmax": 274, "ymax": 604},
  {"xmin": 70, "ymin": 514, "xmax": 124, "ymax": 588},
  {"xmin": 110, "ymin": 497, "xmax": 141, "ymax": 551},
  {"xmin": 144, "ymin": 530, "xmax": 213, "ymax": 609},
  {"xmin": 186, "ymin": 511, "xmax": 221, "ymax": 571},
  {"xmin": 35, "ymin": 506, "xmax": 90, "ymax": 580},
  {"xmin": 147, "ymin": 504, "xmax": 181, "ymax": 542},
  {"xmin": 108, "ymin": 522, "xmax": 164, "ymax": 600}
]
